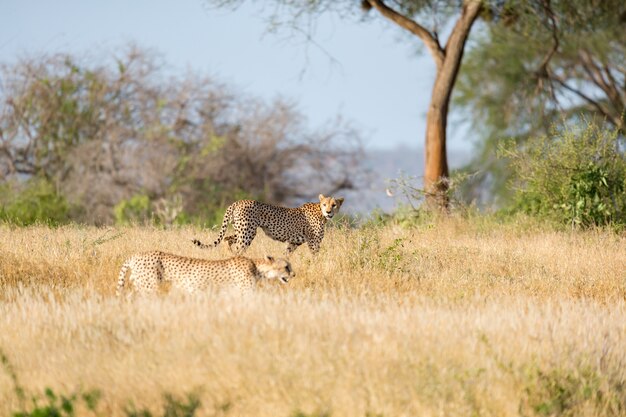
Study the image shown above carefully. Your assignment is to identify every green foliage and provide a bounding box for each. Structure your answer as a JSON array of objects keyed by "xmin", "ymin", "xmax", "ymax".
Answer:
[
  {"xmin": 521, "ymin": 365, "xmax": 626, "ymax": 417},
  {"xmin": 347, "ymin": 228, "xmax": 414, "ymax": 274},
  {"xmin": 291, "ymin": 410, "xmax": 331, "ymax": 417},
  {"xmin": 125, "ymin": 394, "xmax": 201, "ymax": 417},
  {"xmin": 377, "ymin": 238, "xmax": 409, "ymax": 273},
  {"xmin": 12, "ymin": 388, "xmax": 101, "ymax": 417},
  {"xmin": 114, "ymin": 194, "xmax": 152, "ymax": 225},
  {"xmin": 166, "ymin": 160, "xmax": 255, "ymax": 218},
  {"xmin": 454, "ymin": 0, "xmax": 626, "ymax": 204},
  {"xmin": 198, "ymin": 205, "xmax": 228, "ymax": 229},
  {"xmin": 377, "ymin": 171, "xmax": 477, "ymax": 226},
  {"xmin": 562, "ymin": 163, "xmax": 619, "ymax": 227},
  {"xmin": 0, "ymin": 348, "xmax": 25, "ymax": 405},
  {"xmin": 111, "ymin": 188, "xmax": 254, "ymax": 228},
  {"xmin": 479, "ymin": 332, "xmax": 626, "ymax": 417},
  {"xmin": 10, "ymin": 389, "xmax": 204, "ymax": 417},
  {"xmin": 0, "ymin": 180, "xmax": 75, "ymax": 226},
  {"xmin": 500, "ymin": 121, "xmax": 626, "ymax": 228},
  {"xmin": 1, "ymin": 48, "xmax": 360, "ymax": 225}
]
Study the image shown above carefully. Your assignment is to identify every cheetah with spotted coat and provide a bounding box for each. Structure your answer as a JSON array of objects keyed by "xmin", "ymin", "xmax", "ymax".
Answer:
[
  {"xmin": 192, "ymin": 194, "xmax": 344, "ymax": 255},
  {"xmin": 116, "ymin": 251, "xmax": 294, "ymax": 296}
]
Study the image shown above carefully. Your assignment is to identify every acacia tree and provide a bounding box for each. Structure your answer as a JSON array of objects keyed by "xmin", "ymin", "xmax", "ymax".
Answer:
[
  {"xmin": 207, "ymin": 0, "xmax": 484, "ymax": 209},
  {"xmin": 454, "ymin": 0, "xmax": 626, "ymax": 204}
]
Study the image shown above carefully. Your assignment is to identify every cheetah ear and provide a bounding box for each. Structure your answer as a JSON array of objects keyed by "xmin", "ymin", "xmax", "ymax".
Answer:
[
  {"xmin": 336, "ymin": 197, "xmax": 344, "ymax": 207},
  {"xmin": 318, "ymin": 194, "xmax": 325, "ymax": 201},
  {"xmin": 264, "ymin": 255, "xmax": 275, "ymax": 262}
]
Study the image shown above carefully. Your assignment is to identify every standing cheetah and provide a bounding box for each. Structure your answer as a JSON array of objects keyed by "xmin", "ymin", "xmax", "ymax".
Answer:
[
  {"xmin": 116, "ymin": 251, "xmax": 294, "ymax": 296},
  {"xmin": 192, "ymin": 194, "xmax": 344, "ymax": 255}
]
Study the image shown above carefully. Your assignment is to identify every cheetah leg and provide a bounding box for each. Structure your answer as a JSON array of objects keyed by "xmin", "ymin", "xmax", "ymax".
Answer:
[
  {"xmin": 141, "ymin": 284, "xmax": 160, "ymax": 295},
  {"xmin": 306, "ymin": 240, "xmax": 320, "ymax": 255},
  {"xmin": 136, "ymin": 264, "xmax": 164, "ymax": 296},
  {"xmin": 285, "ymin": 242, "xmax": 301, "ymax": 256},
  {"xmin": 232, "ymin": 225, "xmax": 256, "ymax": 254},
  {"xmin": 116, "ymin": 262, "xmax": 131, "ymax": 296}
]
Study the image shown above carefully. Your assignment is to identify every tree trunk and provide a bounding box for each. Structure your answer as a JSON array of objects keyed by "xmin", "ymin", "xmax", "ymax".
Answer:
[
  {"xmin": 423, "ymin": 0, "xmax": 482, "ymax": 210},
  {"xmin": 367, "ymin": 0, "xmax": 482, "ymax": 211},
  {"xmin": 424, "ymin": 93, "xmax": 449, "ymax": 209}
]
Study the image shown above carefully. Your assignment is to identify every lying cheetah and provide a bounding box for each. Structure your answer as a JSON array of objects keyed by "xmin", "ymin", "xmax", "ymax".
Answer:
[
  {"xmin": 192, "ymin": 194, "xmax": 344, "ymax": 255},
  {"xmin": 116, "ymin": 251, "xmax": 294, "ymax": 296}
]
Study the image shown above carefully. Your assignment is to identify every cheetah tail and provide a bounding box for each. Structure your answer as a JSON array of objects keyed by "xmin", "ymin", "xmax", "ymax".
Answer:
[
  {"xmin": 116, "ymin": 261, "xmax": 131, "ymax": 297},
  {"xmin": 191, "ymin": 238, "xmax": 211, "ymax": 249},
  {"xmin": 194, "ymin": 203, "xmax": 235, "ymax": 249}
]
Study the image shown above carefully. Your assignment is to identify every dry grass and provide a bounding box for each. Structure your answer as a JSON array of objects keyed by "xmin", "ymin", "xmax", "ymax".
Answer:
[{"xmin": 0, "ymin": 220, "xmax": 625, "ymax": 416}]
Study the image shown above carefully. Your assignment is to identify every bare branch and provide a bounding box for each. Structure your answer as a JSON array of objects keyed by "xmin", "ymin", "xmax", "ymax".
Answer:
[
  {"xmin": 552, "ymin": 75, "xmax": 622, "ymax": 128},
  {"xmin": 537, "ymin": 0, "xmax": 559, "ymax": 75},
  {"xmin": 366, "ymin": 0, "xmax": 445, "ymax": 69},
  {"xmin": 531, "ymin": 0, "xmax": 560, "ymax": 103},
  {"xmin": 442, "ymin": 0, "xmax": 482, "ymax": 68},
  {"xmin": 577, "ymin": 49, "xmax": 624, "ymax": 115}
]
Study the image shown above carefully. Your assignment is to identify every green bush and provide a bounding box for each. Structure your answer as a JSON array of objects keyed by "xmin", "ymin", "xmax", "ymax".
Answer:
[
  {"xmin": 11, "ymin": 389, "xmax": 202, "ymax": 417},
  {"xmin": 114, "ymin": 194, "xmax": 152, "ymax": 225},
  {"xmin": 124, "ymin": 394, "xmax": 201, "ymax": 417},
  {"xmin": 12, "ymin": 388, "xmax": 101, "ymax": 417},
  {"xmin": 520, "ymin": 364, "xmax": 626, "ymax": 417},
  {"xmin": 0, "ymin": 179, "xmax": 75, "ymax": 226},
  {"xmin": 499, "ymin": 120, "xmax": 626, "ymax": 228},
  {"xmin": 2, "ymin": 349, "xmax": 204, "ymax": 417}
]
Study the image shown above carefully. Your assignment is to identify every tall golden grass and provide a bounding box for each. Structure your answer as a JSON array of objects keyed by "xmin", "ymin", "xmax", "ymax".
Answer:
[{"xmin": 0, "ymin": 220, "xmax": 625, "ymax": 416}]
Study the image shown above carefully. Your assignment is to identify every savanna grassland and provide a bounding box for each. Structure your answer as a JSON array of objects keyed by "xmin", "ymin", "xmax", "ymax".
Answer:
[{"xmin": 0, "ymin": 219, "xmax": 625, "ymax": 417}]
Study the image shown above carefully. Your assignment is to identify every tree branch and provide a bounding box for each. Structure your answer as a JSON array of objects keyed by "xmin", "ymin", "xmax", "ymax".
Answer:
[
  {"xmin": 533, "ymin": 0, "xmax": 559, "ymax": 102},
  {"xmin": 366, "ymin": 0, "xmax": 445, "ymax": 69},
  {"xmin": 442, "ymin": 1, "xmax": 482, "ymax": 64},
  {"xmin": 0, "ymin": 145, "xmax": 17, "ymax": 176},
  {"xmin": 430, "ymin": 0, "xmax": 482, "ymax": 108},
  {"xmin": 537, "ymin": 0, "xmax": 559, "ymax": 74},
  {"xmin": 552, "ymin": 75, "xmax": 621, "ymax": 128},
  {"xmin": 578, "ymin": 49, "xmax": 624, "ymax": 114}
]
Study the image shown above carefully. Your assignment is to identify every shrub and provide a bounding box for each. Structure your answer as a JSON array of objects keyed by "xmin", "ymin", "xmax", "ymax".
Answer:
[
  {"xmin": 114, "ymin": 194, "xmax": 152, "ymax": 225},
  {"xmin": 0, "ymin": 179, "xmax": 75, "ymax": 226},
  {"xmin": 12, "ymin": 388, "xmax": 101, "ymax": 417},
  {"xmin": 124, "ymin": 394, "xmax": 201, "ymax": 417},
  {"xmin": 0, "ymin": 48, "xmax": 361, "ymax": 225},
  {"xmin": 11, "ymin": 389, "xmax": 202, "ymax": 417},
  {"xmin": 520, "ymin": 365, "xmax": 626, "ymax": 417},
  {"xmin": 499, "ymin": 120, "xmax": 626, "ymax": 228}
]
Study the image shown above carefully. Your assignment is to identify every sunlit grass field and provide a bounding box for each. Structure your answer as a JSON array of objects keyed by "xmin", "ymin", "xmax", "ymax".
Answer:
[{"xmin": 1, "ymin": 218, "xmax": 625, "ymax": 416}]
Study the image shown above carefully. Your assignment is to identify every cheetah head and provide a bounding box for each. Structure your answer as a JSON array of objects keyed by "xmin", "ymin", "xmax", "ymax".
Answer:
[
  {"xmin": 319, "ymin": 194, "xmax": 344, "ymax": 219},
  {"xmin": 258, "ymin": 255, "xmax": 295, "ymax": 284}
]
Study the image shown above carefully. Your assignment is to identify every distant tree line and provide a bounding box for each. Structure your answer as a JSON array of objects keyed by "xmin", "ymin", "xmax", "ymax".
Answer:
[{"xmin": 0, "ymin": 46, "xmax": 362, "ymax": 225}]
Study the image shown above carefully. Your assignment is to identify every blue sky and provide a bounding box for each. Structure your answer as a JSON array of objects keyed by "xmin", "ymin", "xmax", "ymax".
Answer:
[{"xmin": 0, "ymin": 0, "xmax": 472, "ymax": 156}]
